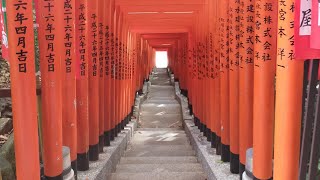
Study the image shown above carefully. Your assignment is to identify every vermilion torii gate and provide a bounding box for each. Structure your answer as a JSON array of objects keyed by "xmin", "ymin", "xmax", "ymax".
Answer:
[{"xmin": 4, "ymin": 0, "xmax": 320, "ymax": 179}]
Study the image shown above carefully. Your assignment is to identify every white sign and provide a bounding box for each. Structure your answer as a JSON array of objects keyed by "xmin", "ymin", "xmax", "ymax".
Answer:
[
  {"xmin": 318, "ymin": 2, "xmax": 320, "ymax": 26},
  {"xmin": 300, "ymin": 0, "xmax": 312, "ymax": 35}
]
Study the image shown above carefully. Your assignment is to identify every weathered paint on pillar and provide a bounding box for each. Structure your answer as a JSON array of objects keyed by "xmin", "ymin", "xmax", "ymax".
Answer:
[
  {"xmin": 6, "ymin": 0, "xmax": 40, "ymax": 179},
  {"xmin": 274, "ymin": 0, "xmax": 304, "ymax": 179},
  {"xmin": 220, "ymin": 0, "xmax": 231, "ymax": 162},
  {"xmin": 109, "ymin": 0, "xmax": 116, "ymax": 141},
  {"xmin": 38, "ymin": 0, "xmax": 64, "ymax": 178},
  {"xmin": 61, "ymin": 0, "xmax": 78, "ymax": 175},
  {"xmin": 229, "ymin": 0, "xmax": 240, "ymax": 173},
  {"xmin": 253, "ymin": 0, "xmax": 277, "ymax": 179},
  {"xmin": 214, "ymin": 0, "xmax": 222, "ymax": 154},
  {"xmin": 98, "ymin": 0, "xmax": 105, "ymax": 152},
  {"xmin": 104, "ymin": 0, "xmax": 112, "ymax": 146},
  {"xmin": 75, "ymin": 0, "xmax": 90, "ymax": 171},
  {"xmin": 239, "ymin": 0, "xmax": 254, "ymax": 173},
  {"xmin": 88, "ymin": 0, "xmax": 99, "ymax": 161}
]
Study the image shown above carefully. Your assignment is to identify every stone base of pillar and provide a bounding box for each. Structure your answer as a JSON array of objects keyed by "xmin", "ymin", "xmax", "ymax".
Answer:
[
  {"xmin": 104, "ymin": 131, "xmax": 111, "ymax": 146},
  {"xmin": 221, "ymin": 144, "xmax": 230, "ymax": 162},
  {"xmin": 77, "ymin": 151, "xmax": 89, "ymax": 171},
  {"xmin": 230, "ymin": 152, "xmax": 240, "ymax": 174}
]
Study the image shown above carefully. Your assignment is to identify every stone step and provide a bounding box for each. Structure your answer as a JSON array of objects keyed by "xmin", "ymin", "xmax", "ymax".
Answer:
[
  {"xmin": 151, "ymin": 78, "xmax": 171, "ymax": 81},
  {"xmin": 130, "ymin": 138, "xmax": 190, "ymax": 146},
  {"xmin": 126, "ymin": 145, "xmax": 193, "ymax": 153},
  {"xmin": 139, "ymin": 114, "xmax": 182, "ymax": 128},
  {"xmin": 119, "ymin": 156, "xmax": 198, "ymax": 164},
  {"xmin": 115, "ymin": 163, "xmax": 203, "ymax": 173},
  {"xmin": 124, "ymin": 147, "xmax": 195, "ymax": 157},
  {"xmin": 143, "ymin": 99, "xmax": 179, "ymax": 104},
  {"xmin": 151, "ymin": 80, "xmax": 171, "ymax": 82},
  {"xmin": 110, "ymin": 172, "xmax": 207, "ymax": 180},
  {"xmin": 147, "ymin": 95, "xmax": 176, "ymax": 100},
  {"xmin": 141, "ymin": 106, "xmax": 181, "ymax": 114},
  {"xmin": 130, "ymin": 131, "xmax": 189, "ymax": 139},
  {"xmin": 140, "ymin": 111, "xmax": 181, "ymax": 116},
  {"xmin": 132, "ymin": 130, "xmax": 189, "ymax": 145},
  {"xmin": 148, "ymin": 95, "xmax": 176, "ymax": 101},
  {"xmin": 136, "ymin": 128, "xmax": 185, "ymax": 132},
  {"xmin": 151, "ymin": 83, "xmax": 172, "ymax": 86},
  {"xmin": 149, "ymin": 89, "xmax": 175, "ymax": 94},
  {"xmin": 141, "ymin": 103, "xmax": 180, "ymax": 109}
]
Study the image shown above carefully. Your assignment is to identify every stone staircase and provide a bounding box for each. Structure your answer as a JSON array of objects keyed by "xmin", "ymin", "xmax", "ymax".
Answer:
[{"xmin": 109, "ymin": 68, "xmax": 207, "ymax": 180}]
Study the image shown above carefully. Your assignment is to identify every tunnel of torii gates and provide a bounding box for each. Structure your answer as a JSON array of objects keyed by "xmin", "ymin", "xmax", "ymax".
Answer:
[{"xmin": 4, "ymin": 0, "xmax": 320, "ymax": 179}]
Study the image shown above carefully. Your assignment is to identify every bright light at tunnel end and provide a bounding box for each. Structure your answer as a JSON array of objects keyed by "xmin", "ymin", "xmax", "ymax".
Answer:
[
  {"xmin": 128, "ymin": 12, "xmax": 159, "ymax": 14},
  {"xmin": 156, "ymin": 51, "xmax": 168, "ymax": 68},
  {"xmin": 127, "ymin": 11, "xmax": 194, "ymax": 15}
]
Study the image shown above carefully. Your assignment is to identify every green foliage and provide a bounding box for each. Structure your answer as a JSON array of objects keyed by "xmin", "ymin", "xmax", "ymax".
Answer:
[
  {"xmin": 34, "ymin": 26, "xmax": 40, "ymax": 72},
  {"xmin": 32, "ymin": 5, "xmax": 40, "ymax": 72}
]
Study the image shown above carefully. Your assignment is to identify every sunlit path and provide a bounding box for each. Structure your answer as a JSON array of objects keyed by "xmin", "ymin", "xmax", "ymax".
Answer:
[{"xmin": 109, "ymin": 68, "xmax": 207, "ymax": 180}]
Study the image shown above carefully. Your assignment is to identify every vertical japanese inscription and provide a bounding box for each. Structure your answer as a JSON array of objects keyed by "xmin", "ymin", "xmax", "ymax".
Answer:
[
  {"xmin": 105, "ymin": 26, "xmax": 110, "ymax": 76},
  {"xmin": 277, "ymin": 0, "xmax": 295, "ymax": 68},
  {"xmin": 43, "ymin": 0, "xmax": 56, "ymax": 72},
  {"xmin": 13, "ymin": 0, "xmax": 29, "ymax": 73},
  {"xmin": 245, "ymin": 0, "xmax": 255, "ymax": 64},
  {"xmin": 229, "ymin": 0, "xmax": 240, "ymax": 70},
  {"xmin": 220, "ymin": 15, "xmax": 225, "ymax": 70},
  {"xmin": 125, "ymin": 43, "xmax": 128, "ymax": 80},
  {"xmin": 78, "ymin": 3, "xmax": 86, "ymax": 76},
  {"xmin": 115, "ymin": 37, "xmax": 119, "ymax": 80},
  {"xmin": 98, "ymin": 18, "xmax": 103, "ymax": 77},
  {"xmin": 111, "ymin": 33, "xmax": 115, "ymax": 79},
  {"xmin": 91, "ymin": 11, "xmax": 98, "ymax": 76},
  {"xmin": 239, "ymin": 0, "xmax": 245, "ymax": 68},
  {"xmin": 235, "ymin": 0, "xmax": 241, "ymax": 67},
  {"xmin": 119, "ymin": 40, "xmax": 122, "ymax": 80},
  {"xmin": 64, "ymin": 0, "xmax": 73, "ymax": 73},
  {"xmin": 214, "ymin": 2, "xmax": 220, "ymax": 77},
  {"xmin": 255, "ymin": 0, "xmax": 277, "ymax": 67}
]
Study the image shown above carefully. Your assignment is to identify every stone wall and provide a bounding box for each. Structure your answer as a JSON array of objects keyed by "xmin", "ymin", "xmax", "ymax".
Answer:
[
  {"xmin": 0, "ymin": 59, "xmax": 12, "ymax": 119},
  {"xmin": 0, "ymin": 60, "xmax": 15, "ymax": 179}
]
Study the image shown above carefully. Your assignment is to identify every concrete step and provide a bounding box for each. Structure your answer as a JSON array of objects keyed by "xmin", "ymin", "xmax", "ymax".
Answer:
[
  {"xmin": 139, "ymin": 114, "xmax": 182, "ymax": 128},
  {"xmin": 124, "ymin": 147, "xmax": 195, "ymax": 157},
  {"xmin": 147, "ymin": 97, "xmax": 176, "ymax": 101},
  {"xmin": 148, "ymin": 90, "xmax": 174, "ymax": 94},
  {"xmin": 131, "ymin": 130, "xmax": 189, "ymax": 145},
  {"xmin": 133, "ymin": 130, "xmax": 188, "ymax": 137},
  {"xmin": 140, "ymin": 111, "xmax": 181, "ymax": 116},
  {"xmin": 151, "ymin": 82, "xmax": 171, "ymax": 86},
  {"xmin": 130, "ymin": 138, "xmax": 190, "ymax": 146},
  {"xmin": 143, "ymin": 99, "xmax": 179, "ymax": 104},
  {"xmin": 141, "ymin": 104, "xmax": 181, "ymax": 114},
  {"xmin": 115, "ymin": 163, "xmax": 203, "ymax": 173},
  {"xmin": 136, "ymin": 128, "xmax": 185, "ymax": 131},
  {"xmin": 147, "ymin": 95, "xmax": 176, "ymax": 99},
  {"xmin": 119, "ymin": 156, "xmax": 198, "ymax": 164},
  {"xmin": 126, "ymin": 145, "xmax": 193, "ymax": 152},
  {"xmin": 148, "ymin": 89, "xmax": 175, "ymax": 97},
  {"xmin": 110, "ymin": 172, "xmax": 207, "ymax": 180},
  {"xmin": 142, "ymin": 103, "xmax": 179, "ymax": 107}
]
